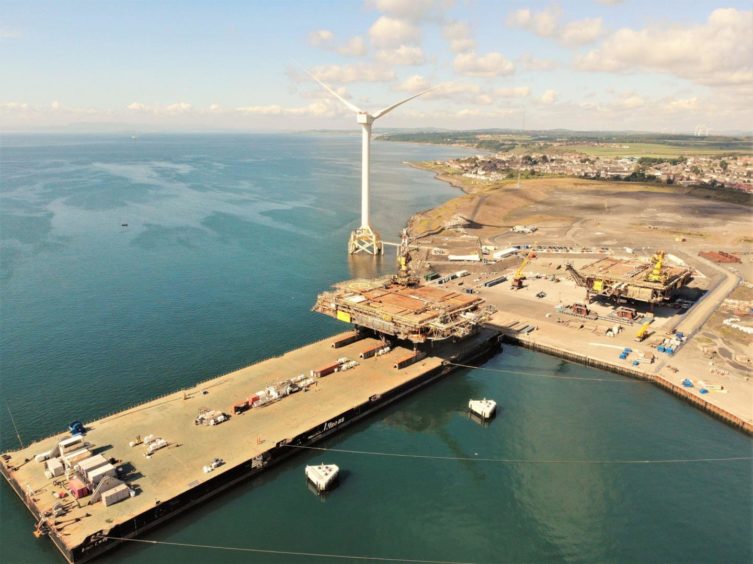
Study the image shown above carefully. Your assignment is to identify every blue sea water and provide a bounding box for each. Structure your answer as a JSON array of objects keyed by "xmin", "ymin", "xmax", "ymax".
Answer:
[{"xmin": 0, "ymin": 133, "xmax": 750, "ymax": 563}]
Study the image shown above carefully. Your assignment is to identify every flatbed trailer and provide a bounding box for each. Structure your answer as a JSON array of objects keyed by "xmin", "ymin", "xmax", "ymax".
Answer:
[{"xmin": 1, "ymin": 329, "xmax": 500, "ymax": 563}]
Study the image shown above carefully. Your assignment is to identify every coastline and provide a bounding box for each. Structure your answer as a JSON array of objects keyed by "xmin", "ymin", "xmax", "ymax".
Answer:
[{"xmin": 404, "ymin": 159, "xmax": 753, "ymax": 436}]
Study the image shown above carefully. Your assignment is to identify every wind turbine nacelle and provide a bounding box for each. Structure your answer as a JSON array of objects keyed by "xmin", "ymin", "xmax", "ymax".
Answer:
[{"xmin": 357, "ymin": 113, "xmax": 373, "ymax": 125}]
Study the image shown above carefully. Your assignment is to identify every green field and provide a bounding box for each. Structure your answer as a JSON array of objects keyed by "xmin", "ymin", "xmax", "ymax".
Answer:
[{"xmin": 564, "ymin": 142, "xmax": 752, "ymax": 158}]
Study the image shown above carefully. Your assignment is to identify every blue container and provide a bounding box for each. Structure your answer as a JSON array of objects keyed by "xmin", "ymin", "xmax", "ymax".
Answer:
[
  {"xmin": 657, "ymin": 346, "xmax": 665, "ymax": 352},
  {"xmin": 624, "ymin": 348, "xmax": 633, "ymax": 353},
  {"xmin": 676, "ymin": 332, "xmax": 684, "ymax": 339},
  {"xmin": 632, "ymin": 360, "xmax": 640, "ymax": 366},
  {"xmin": 682, "ymin": 379, "xmax": 693, "ymax": 387},
  {"xmin": 700, "ymin": 388, "xmax": 709, "ymax": 395}
]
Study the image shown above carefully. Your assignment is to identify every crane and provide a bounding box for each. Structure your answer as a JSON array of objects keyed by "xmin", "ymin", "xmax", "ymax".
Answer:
[
  {"xmin": 511, "ymin": 244, "xmax": 537, "ymax": 289},
  {"xmin": 646, "ymin": 251, "xmax": 666, "ymax": 283}
]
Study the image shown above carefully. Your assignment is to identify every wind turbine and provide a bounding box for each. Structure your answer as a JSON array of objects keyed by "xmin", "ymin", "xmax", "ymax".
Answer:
[{"xmin": 305, "ymin": 71, "xmax": 433, "ymax": 255}]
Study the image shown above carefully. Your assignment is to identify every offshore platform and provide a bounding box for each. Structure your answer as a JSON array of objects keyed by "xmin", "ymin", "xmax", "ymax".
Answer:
[{"xmin": 566, "ymin": 251, "xmax": 693, "ymax": 304}]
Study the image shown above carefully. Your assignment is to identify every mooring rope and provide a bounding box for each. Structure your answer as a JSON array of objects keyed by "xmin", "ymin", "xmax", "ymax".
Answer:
[
  {"xmin": 445, "ymin": 361, "xmax": 650, "ymax": 383},
  {"xmin": 285, "ymin": 445, "xmax": 752, "ymax": 465},
  {"xmin": 103, "ymin": 536, "xmax": 473, "ymax": 563}
]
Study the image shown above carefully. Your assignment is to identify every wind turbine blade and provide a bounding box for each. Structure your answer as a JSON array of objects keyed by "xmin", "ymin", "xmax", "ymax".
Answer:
[
  {"xmin": 371, "ymin": 87, "xmax": 437, "ymax": 120},
  {"xmin": 300, "ymin": 66, "xmax": 362, "ymax": 114}
]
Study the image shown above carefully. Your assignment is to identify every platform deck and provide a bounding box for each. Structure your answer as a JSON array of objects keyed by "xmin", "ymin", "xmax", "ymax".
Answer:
[{"xmin": 2, "ymin": 333, "xmax": 445, "ymax": 552}]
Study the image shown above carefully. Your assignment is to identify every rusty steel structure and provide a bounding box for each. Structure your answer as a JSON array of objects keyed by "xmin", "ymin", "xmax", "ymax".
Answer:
[
  {"xmin": 313, "ymin": 277, "xmax": 495, "ymax": 342},
  {"xmin": 566, "ymin": 256, "xmax": 692, "ymax": 304}
]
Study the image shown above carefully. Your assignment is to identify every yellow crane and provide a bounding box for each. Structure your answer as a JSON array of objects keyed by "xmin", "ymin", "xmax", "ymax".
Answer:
[
  {"xmin": 511, "ymin": 243, "xmax": 537, "ymax": 289},
  {"xmin": 635, "ymin": 321, "xmax": 651, "ymax": 342},
  {"xmin": 646, "ymin": 251, "xmax": 666, "ymax": 283}
]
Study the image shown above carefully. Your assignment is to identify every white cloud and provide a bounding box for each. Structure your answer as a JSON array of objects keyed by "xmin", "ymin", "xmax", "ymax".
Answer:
[
  {"xmin": 368, "ymin": 0, "xmax": 449, "ymax": 22},
  {"xmin": 618, "ymin": 94, "xmax": 645, "ymax": 109},
  {"xmin": 310, "ymin": 30, "xmax": 367, "ymax": 57},
  {"xmin": 397, "ymin": 74, "xmax": 431, "ymax": 92},
  {"xmin": 560, "ymin": 18, "xmax": 604, "ymax": 46},
  {"xmin": 1, "ymin": 101, "xmax": 29, "ymax": 110},
  {"xmin": 418, "ymin": 81, "xmax": 508, "ymax": 106},
  {"xmin": 507, "ymin": 6, "xmax": 604, "ymax": 46},
  {"xmin": 311, "ymin": 63, "xmax": 395, "ymax": 83},
  {"xmin": 540, "ymin": 89, "xmax": 558, "ymax": 104},
  {"xmin": 506, "ymin": 6, "xmax": 561, "ymax": 37},
  {"xmin": 237, "ymin": 104, "xmax": 283, "ymax": 116},
  {"xmin": 377, "ymin": 45, "xmax": 425, "ymax": 65},
  {"xmin": 596, "ymin": 0, "xmax": 623, "ymax": 5},
  {"xmin": 665, "ymin": 97, "xmax": 698, "ymax": 112},
  {"xmin": 494, "ymin": 86, "xmax": 531, "ymax": 98},
  {"xmin": 338, "ymin": 36, "xmax": 367, "ymax": 57},
  {"xmin": 309, "ymin": 29, "xmax": 334, "ymax": 48},
  {"xmin": 518, "ymin": 54, "xmax": 557, "ymax": 71},
  {"xmin": 443, "ymin": 20, "xmax": 475, "ymax": 53},
  {"xmin": 576, "ymin": 8, "xmax": 753, "ymax": 90},
  {"xmin": 369, "ymin": 16, "xmax": 420, "ymax": 49},
  {"xmin": 127, "ymin": 102, "xmax": 149, "ymax": 112},
  {"xmin": 50, "ymin": 100, "xmax": 61, "ymax": 111},
  {"xmin": 237, "ymin": 100, "xmax": 339, "ymax": 118},
  {"xmin": 453, "ymin": 51, "xmax": 514, "ymax": 77},
  {"xmin": 165, "ymin": 102, "xmax": 193, "ymax": 114}
]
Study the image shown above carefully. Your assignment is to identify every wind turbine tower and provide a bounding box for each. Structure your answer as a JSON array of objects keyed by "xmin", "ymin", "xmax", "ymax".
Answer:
[{"xmin": 306, "ymin": 72, "xmax": 432, "ymax": 254}]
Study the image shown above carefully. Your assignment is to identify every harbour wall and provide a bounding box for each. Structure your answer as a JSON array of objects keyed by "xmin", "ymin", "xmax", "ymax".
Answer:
[{"xmin": 493, "ymin": 327, "xmax": 753, "ymax": 437}]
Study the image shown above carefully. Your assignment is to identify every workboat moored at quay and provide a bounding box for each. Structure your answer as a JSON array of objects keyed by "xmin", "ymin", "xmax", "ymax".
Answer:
[{"xmin": 1, "ymin": 277, "xmax": 500, "ymax": 563}]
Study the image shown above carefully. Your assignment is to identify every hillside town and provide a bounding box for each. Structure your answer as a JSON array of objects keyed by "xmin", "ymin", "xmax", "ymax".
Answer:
[{"xmin": 445, "ymin": 152, "xmax": 753, "ymax": 192}]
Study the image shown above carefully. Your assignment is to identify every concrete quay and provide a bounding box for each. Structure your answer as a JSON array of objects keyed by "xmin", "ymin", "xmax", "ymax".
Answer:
[{"xmin": 1, "ymin": 329, "xmax": 501, "ymax": 562}]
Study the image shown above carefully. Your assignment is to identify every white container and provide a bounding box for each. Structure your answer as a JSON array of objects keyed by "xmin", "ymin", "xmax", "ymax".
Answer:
[
  {"xmin": 77, "ymin": 454, "xmax": 109, "ymax": 478},
  {"xmin": 63, "ymin": 448, "xmax": 91, "ymax": 470},
  {"xmin": 102, "ymin": 484, "xmax": 131, "ymax": 507},
  {"xmin": 58, "ymin": 436, "xmax": 84, "ymax": 455},
  {"xmin": 35, "ymin": 450, "xmax": 53, "ymax": 463},
  {"xmin": 88, "ymin": 463, "xmax": 117, "ymax": 485},
  {"xmin": 46, "ymin": 458, "xmax": 64, "ymax": 477}
]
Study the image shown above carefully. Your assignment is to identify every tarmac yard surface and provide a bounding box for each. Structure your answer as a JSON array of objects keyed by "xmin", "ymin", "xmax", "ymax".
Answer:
[{"xmin": 2, "ymin": 333, "xmax": 447, "ymax": 551}]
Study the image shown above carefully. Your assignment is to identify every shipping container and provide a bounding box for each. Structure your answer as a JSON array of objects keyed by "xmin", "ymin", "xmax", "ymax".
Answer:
[
  {"xmin": 331, "ymin": 331, "xmax": 364, "ymax": 349},
  {"xmin": 483, "ymin": 276, "xmax": 507, "ymax": 288},
  {"xmin": 35, "ymin": 450, "xmax": 53, "ymax": 463},
  {"xmin": 232, "ymin": 400, "xmax": 249, "ymax": 415},
  {"xmin": 311, "ymin": 361, "xmax": 340, "ymax": 378},
  {"xmin": 76, "ymin": 454, "xmax": 109, "ymax": 477},
  {"xmin": 88, "ymin": 464, "xmax": 117, "ymax": 485},
  {"xmin": 393, "ymin": 352, "xmax": 426, "ymax": 370},
  {"xmin": 58, "ymin": 435, "xmax": 84, "ymax": 455},
  {"xmin": 46, "ymin": 458, "xmax": 64, "ymax": 477},
  {"xmin": 68, "ymin": 478, "xmax": 90, "ymax": 499},
  {"xmin": 102, "ymin": 483, "xmax": 131, "ymax": 507},
  {"xmin": 359, "ymin": 344, "xmax": 386, "ymax": 359},
  {"xmin": 63, "ymin": 448, "xmax": 91, "ymax": 470}
]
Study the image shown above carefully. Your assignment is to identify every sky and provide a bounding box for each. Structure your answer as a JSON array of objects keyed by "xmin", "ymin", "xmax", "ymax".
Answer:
[{"xmin": 1, "ymin": 0, "xmax": 751, "ymax": 133}]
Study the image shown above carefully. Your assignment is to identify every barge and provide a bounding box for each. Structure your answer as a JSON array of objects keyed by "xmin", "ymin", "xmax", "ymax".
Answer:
[{"xmin": 1, "ymin": 326, "xmax": 500, "ymax": 562}]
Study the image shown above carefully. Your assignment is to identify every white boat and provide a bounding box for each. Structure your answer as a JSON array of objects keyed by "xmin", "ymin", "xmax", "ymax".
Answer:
[{"xmin": 468, "ymin": 398, "xmax": 497, "ymax": 420}]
